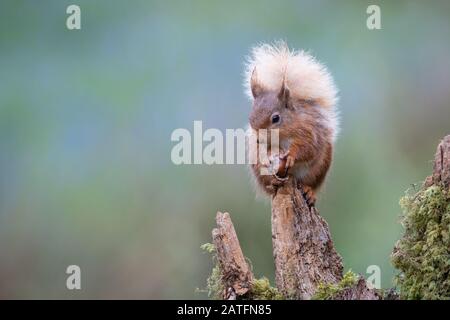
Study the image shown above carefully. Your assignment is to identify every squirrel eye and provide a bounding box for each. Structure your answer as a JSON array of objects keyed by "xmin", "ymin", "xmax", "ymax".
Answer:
[{"xmin": 271, "ymin": 114, "xmax": 280, "ymax": 124}]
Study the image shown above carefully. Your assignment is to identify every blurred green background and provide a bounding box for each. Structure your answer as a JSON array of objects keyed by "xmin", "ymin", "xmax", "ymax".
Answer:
[{"xmin": 1, "ymin": 0, "xmax": 450, "ymax": 299}]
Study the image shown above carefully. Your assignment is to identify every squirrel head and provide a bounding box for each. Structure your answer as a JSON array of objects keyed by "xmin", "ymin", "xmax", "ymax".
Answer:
[
  {"xmin": 244, "ymin": 41, "xmax": 339, "ymax": 142},
  {"xmin": 249, "ymin": 67, "xmax": 294, "ymax": 131}
]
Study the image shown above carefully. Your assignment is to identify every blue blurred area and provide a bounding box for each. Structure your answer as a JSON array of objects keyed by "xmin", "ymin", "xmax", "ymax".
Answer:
[{"xmin": 0, "ymin": 0, "xmax": 450, "ymax": 298}]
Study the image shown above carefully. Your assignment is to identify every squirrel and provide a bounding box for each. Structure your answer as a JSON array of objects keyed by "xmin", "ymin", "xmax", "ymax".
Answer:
[{"xmin": 244, "ymin": 42, "xmax": 339, "ymax": 207}]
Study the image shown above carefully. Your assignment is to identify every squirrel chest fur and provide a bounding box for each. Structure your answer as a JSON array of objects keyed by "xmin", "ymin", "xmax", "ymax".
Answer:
[{"xmin": 245, "ymin": 42, "xmax": 339, "ymax": 206}]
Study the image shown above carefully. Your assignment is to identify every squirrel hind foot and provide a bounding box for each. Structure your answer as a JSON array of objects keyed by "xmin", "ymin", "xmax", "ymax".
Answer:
[{"xmin": 298, "ymin": 184, "xmax": 317, "ymax": 208}]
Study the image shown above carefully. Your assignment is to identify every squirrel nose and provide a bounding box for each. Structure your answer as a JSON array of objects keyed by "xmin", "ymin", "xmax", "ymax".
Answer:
[{"xmin": 249, "ymin": 113, "xmax": 266, "ymax": 130}]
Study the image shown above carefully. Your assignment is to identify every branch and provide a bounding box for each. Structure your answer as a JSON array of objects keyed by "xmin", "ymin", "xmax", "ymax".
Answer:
[
  {"xmin": 271, "ymin": 177, "xmax": 344, "ymax": 299},
  {"xmin": 432, "ymin": 135, "xmax": 450, "ymax": 188},
  {"xmin": 212, "ymin": 212, "xmax": 253, "ymax": 299}
]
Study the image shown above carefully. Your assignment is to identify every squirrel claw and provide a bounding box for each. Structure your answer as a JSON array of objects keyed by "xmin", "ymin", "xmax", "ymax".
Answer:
[
  {"xmin": 280, "ymin": 152, "xmax": 295, "ymax": 167},
  {"xmin": 300, "ymin": 185, "xmax": 316, "ymax": 208},
  {"xmin": 285, "ymin": 156, "xmax": 295, "ymax": 169},
  {"xmin": 280, "ymin": 151, "xmax": 289, "ymax": 160}
]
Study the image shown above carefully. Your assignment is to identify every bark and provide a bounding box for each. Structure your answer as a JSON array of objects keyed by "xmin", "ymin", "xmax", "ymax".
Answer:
[
  {"xmin": 432, "ymin": 135, "xmax": 450, "ymax": 188},
  {"xmin": 271, "ymin": 177, "xmax": 343, "ymax": 299},
  {"xmin": 212, "ymin": 211, "xmax": 253, "ymax": 299},
  {"xmin": 334, "ymin": 277, "xmax": 380, "ymax": 300}
]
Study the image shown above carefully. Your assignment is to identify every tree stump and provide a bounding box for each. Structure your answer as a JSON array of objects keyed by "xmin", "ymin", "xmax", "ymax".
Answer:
[
  {"xmin": 211, "ymin": 183, "xmax": 379, "ymax": 299},
  {"xmin": 271, "ymin": 177, "xmax": 343, "ymax": 299},
  {"xmin": 432, "ymin": 135, "xmax": 450, "ymax": 188},
  {"xmin": 212, "ymin": 212, "xmax": 253, "ymax": 299}
]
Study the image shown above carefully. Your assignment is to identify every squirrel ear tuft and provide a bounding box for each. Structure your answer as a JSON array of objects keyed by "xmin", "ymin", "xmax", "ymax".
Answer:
[
  {"xmin": 250, "ymin": 67, "xmax": 264, "ymax": 99},
  {"xmin": 278, "ymin": 81, "xmax": 290, "ymax": 107}
]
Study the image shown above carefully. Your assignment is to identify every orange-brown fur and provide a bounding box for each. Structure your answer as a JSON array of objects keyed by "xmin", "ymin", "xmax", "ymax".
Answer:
[
  {"xmin": 249, "ymin": 83, "xmax": 334, "ymax": 206},
  {"xmin": 245, "ymin": 42, "xmax": 338, "ymax": 206}
]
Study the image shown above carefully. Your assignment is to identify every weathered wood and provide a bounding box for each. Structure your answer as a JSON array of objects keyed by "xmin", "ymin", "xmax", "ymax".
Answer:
[
  {"xmin": 211, "ymin": 183, "xmax": 380, "ymax": 300},
  {"xmin": 212, "ymin": 211, "xmax": 253, "ymax": 299},
  {"xmin": 432, "ymin": 135, "xmax": 450, "ymax": 188},
  {"xmin": 271, "ymin": 177, "xmax": 343, "ymax": 299},
  {"xmin": 335, "ymin": 277, "xmax": 381, "ymax": 300}
]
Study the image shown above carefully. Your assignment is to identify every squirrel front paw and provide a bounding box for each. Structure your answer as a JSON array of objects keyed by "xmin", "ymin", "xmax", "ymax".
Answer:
[{"xmin": 280, "ymin": 152, "xmax": 296, "ymax": 175}]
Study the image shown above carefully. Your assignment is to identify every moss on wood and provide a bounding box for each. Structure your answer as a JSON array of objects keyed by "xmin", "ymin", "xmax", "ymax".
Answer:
[
  {"xmin": 313, "ymin": 270, "xmax": 359, "ymax": 300},
  {"xmin": 200, "ymin": 243, "xmax": 282, "ymax": 300},
  {"xmin": 392, "ymin": 184, "xmax": 450, "ymax": 299}
]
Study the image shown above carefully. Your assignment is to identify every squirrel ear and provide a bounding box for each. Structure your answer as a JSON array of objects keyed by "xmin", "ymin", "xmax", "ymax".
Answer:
[
  {"xmin": 250, "ymin": 67, "xmax": 264, "ymax": 99},
  {"xmin": 278, "ymin": 81, "xmax": 290, "ymax": 106}
]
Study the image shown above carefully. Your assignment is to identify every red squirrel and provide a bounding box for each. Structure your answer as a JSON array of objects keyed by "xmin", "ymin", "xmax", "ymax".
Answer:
[{"xmin": 245, "ymin": 42, "xmax": 339, "ymax": 206}]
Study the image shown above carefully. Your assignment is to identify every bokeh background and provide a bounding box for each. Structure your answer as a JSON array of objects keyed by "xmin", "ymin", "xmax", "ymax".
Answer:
[{"xmin": 1, "ymin": 0, "xmax": 450, "ymax": 299}]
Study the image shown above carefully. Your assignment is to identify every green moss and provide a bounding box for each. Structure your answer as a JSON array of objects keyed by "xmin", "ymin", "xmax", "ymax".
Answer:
[
  {"xmin": 200, "ymin": 242, "xmax": 216, "ymax": 254},
  {"xmin": 205, "ymin": 264, "xmax": 224, "ymax": 299},
  {"xmin": 313, "ymin": 270, "xmax": 359, "ymax": 300},
  {"xmin": 200, "ymin": 243, "xmax": 283, "ymax": 300},
  {"xmin": 199, "ymin": 243, "xmax": 224, "ymax": 299},
  {"xmin": 251, "ymin": 277, "xmax": 283, "ymax": 300},
  {"xmin": 392, "ymin": 185, "xmax": 450, "ymax": 300}
]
